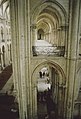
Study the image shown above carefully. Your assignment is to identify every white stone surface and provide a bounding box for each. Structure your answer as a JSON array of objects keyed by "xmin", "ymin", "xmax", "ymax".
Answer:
[{"xmin": 37, "ymin": 78, "xmax": 51, "ymax": 92}]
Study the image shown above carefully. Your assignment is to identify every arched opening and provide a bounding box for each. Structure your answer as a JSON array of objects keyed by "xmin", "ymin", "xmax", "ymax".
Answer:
[
  {"xmin": 32, "ymin": 61, "xmax": 66, "ymax": 119},
  {"xmin": 37, "ymin": 29, "xmax": 44, "ymax": 40},
  {"xmin": 31, "ymin": 1, "xmax": 67, "ymax": 57},
  {"xmin": 2, "ymin": 45, "xmax": 5, "ymax": 67}
]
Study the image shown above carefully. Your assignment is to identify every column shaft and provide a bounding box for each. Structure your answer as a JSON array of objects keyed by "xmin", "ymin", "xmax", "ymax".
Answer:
[
  {"xmin": 66, "ymin": 0, "xmax": 80, "ymax": 119},
  {"xmin": 10, "ymin": 0, "xmax": 32, "ymax": 119}
]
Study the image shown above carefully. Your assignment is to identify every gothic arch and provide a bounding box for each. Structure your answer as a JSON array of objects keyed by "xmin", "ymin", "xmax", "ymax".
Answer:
[
  {"xmin": 2, "ymin": 45, "xmax": 5, "ymax": 67},
  {"xmin": 32, "ymin": 61, "xmax": 66, "ymax": 84},
  {"xmin": 31, "ymin": 0, "xmax": 68, "ymax": 47},
  {"xmin": 31, "ymin": 0, "xmax": 67, "ymax": 26},
  {"xmin": 31, "ymin": 61, "xmax": 66, "ymax": 119}
]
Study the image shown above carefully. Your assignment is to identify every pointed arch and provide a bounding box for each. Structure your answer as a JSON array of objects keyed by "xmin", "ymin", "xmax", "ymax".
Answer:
[
  {"xmin": 31, "ymin": 0, "xmax": 67, "ymax": 26},
  {"xmin": 32, "ymin": 61, "xmax": 66, "ymax": 84}
]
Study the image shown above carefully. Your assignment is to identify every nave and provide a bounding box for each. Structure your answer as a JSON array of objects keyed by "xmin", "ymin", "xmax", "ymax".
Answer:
[
  {"xmin": 0, "ymin": 65, "xmax": 19, "ymax": 119},
  {"xmin": 0, "ymin": 0, "xmax": 81, "ymax": 119}
]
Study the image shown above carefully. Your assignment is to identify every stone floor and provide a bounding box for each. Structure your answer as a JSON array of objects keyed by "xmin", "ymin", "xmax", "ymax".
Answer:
[
  {"xmin": 0, "ymin": 93, "xmax": 19, "ymax": 119},
  {"xmin": 0, "ymin": 64, "xmax": 19, "ymax": 119}
]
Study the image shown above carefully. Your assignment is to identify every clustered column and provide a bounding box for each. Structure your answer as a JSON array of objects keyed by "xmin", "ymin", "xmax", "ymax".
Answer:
[
  {"xmin": 10, "ymin": 0, "xmax": 33, "ymax": 119},
  {"xmin": 66, "ymin": 0, "xmax": 80, "ymax": 119}
]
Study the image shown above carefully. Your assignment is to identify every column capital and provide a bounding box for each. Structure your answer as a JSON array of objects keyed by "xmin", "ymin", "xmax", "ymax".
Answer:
[{"xmin": 30, "ymin": 24, "xmax": 37, "ymax": 29}]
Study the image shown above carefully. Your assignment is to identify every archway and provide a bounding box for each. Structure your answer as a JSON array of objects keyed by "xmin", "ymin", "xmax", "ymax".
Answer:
[
  {"xmin": 31, "ymin": 1, "xmax": 67, "ymax": 44},
  {"xmin": 32, "ymin": 61, "xmax": 66, "ymax": 119},
  {"xmin": 31, "ymin": 1, "xmax": 67, "ymax": 57},
  {"xmin": 2, "ymin": 45, "xmax": 5, "ymax": 67},
  {"xmin": 37, "ymin": 29, "xmax": 44, "ymax": 40}
]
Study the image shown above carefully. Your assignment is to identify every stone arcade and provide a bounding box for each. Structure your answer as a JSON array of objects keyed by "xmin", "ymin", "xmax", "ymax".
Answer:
[{"xmin": 0, "ymin": 0, "xmax": 81, "ymax": 119}]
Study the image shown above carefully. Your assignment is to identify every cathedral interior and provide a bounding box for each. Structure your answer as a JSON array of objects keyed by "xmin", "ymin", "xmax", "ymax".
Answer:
[{"xmin": 0, "ymin": 0, "xmax": 81, "ymax": 119}]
